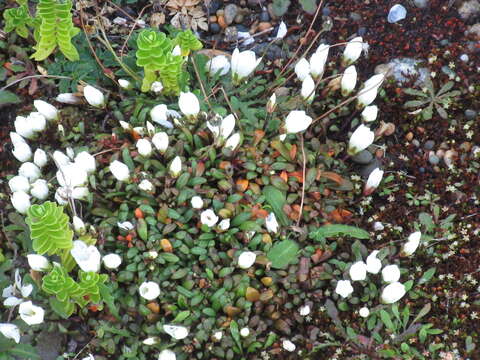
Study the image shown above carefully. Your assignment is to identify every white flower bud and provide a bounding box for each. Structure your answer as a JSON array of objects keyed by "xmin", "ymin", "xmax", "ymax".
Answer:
[
  {"xmin": 357, "ymin": 74, "xmax": 385, "ymax": 108},
  {"xmin": 18, "ymin": 162, "xmax": 41, "ymax": 182},
  {"xmin": 218, "ymin": 218, "xmax": 230, "ymax": 231},
  {"xmin": 178, "ymin": 92, "xmax": 200, "ymax": 119},
  {"xmin": 110, "ymin": 160, "xmax": 130, "ymax": 182},
  {"xmin": 27, "ymin": 112, "xmax": 47, "ymax": 132},
  {"xmin": 84, "ymin": 85, "xmax": 105, "ymax": 108},
  {"xmin": 14, "ymin": 116, "xmax": 35, "ymax": 139},
  {"xmin": 359, "ymin": 307, "xmax": 370, "ymax": 318},
  {"xmin": 12, "ymin": 142, "xmax": 32, "ymax": 162},
  {"xmin": 266, "ymin": 93, "xmax": 276, "ymax": 113},
  {"xmin": 33, "ymin": 149, "xmax": 48, "ymax": 168},
  {"xmin": 118, "ymin": 221, "xmax": 134, "ymax": 231},
  {"xmin": 335, "ymin": 280, "xmax": 354, "ymax": 298},
  {"xmin": 310, "ymin": 44, "xmax": 329, "ymax": 79},
  {"xmin": 299, "ymin": 305, "xmax": 311, "ymax": 316},
  {"xmin": 56, "ymin": 93, "xmax": 81, "ymax": 104},
  {"xmin": 118, "ymin": 79, "xmax": 132, "ymax": 90},
  {"xmin": 30, "ymin": 179, "xmax": 49, "ymax": 200},
  {"xmin": 74, "ymin": 152, "xmax": 96, "ymax": 174},
  {"xmin": 382, "ymin": 264, "xmax": 401, "ymax": 283},
  {"xmin": 231, "ymin": 48, "xmax": 261, "ymax": 84},
  {"xmin": 102, "ymin": 253, "xmax": 122, "ymax": 270},
  {"xmin": 294, "ymin": 58, "xmax": 310, "ymax": 81},
  {"xmin": 150, "ymin": 104, "xmax": 173, "ymax": 128},
  {"xmin": 301, "ymin": 75, "xmax": 315, "ymax": 102},
  {"xmin": 136, "ymin": 139, "xmax": 152, "ymax": 157},
  {"xmin": 381, "ymin": 282, "xmax": 406, "ymax": 304},
  {"xmin": 158, "ymin": 349, "xmax": 176, "ymax": 360},
  {"xmin": 34, "ymin": 100, "xmax": 58, "ymax": 121},
  {"xmin": 27, "ymin": 254, "xmax": 50, "ymax": 272},
  {"xmin": 139, "ymin": 281, "xmax": 160, "ymax": 300},
  {"xmin": 73, "ymin": 216, "xmax": 86, "ymax": 235},
  {"xmin": 238, "ymin": 251, "xmax": 256, "ymax": 269},
  {"xmin": 364, "ymin": 168, "xmax": 384, "ymax": 195},
  {"xmin": 239, "ymin": 327, "xmax": 250, "ymax": 337},
  {"xmin": 53, "ymin": 150, "xmax": 71, "ymax": 167},
  {"xmin": 265, "ymin": 212, "xmax": 279, "ymax": 234},
  {"xmin": 71, "ymin": 241, "xmax": 101, "ymax": 272},
  {"xmin": 343, "ymin": 36, "xmax": 364, "ymax": 65},
  {"xmin": 285, "ymin": 110, "xmax": 312, "ymax": 134},
  {"xmin": 341, "ymin": 65, "xmax": 357, "ymax": 96},
  {"xmin": 10, "ymin": 132, "xmax": 26, "ymax": 145},
  {"xmin": 282, "ymin": 340, "xmax": 296, "ymax": 352},
  {"xmin": 276, "ymin": 21, "xmax": 287, "ymax": 39},
  {"xmin": 402, "ymin": 231, "xmax": 421, "ymax": 256},
  {"xmin": 225, "ymin": 133, "xmax": 240, "ymax": 150},
  {"xmin": 0, "ymin": 323, "xmax": 20, "ymax": 343},
  {"xmin": 146, "ymin": 121, "xmax": 155, "ymax": 136},
  {"xmin": 142, "ymin": 337, "xmax": 159, "ymax": 345},
  {"xmin": 206, "ymin": 55, "xmax": 231, "ymax": 76},
  {"xmin": 348, "ymin": 124, "xmax": 375, "ymax": 156},
  {"xmin": 9, "ymin": 175, "xmax": 30, "ymax": 193},
  {"xmin": 169, "ymin": 156, "xmax": 182, "ymax": 178},
  {"xmin": 152, "ymin": 132, "xmax": 169, "ymax": 153},
  {"xmin": 56, "ymin": 163, "xmax": 88, "ymax": 188},
  {"xmin": 150, "ymin": 81, "xmax": 164, "ymax": 94},
  {"xmin": 349, "ymin": 261, "xmax": 367, "ymax": 281},
  {"xmin": 191, "ymin": 196, "xmax": 203, "ymax": 209},
  {"xmin": 138, "ymin": 179, "xmax": 154, "ymax": 192},
  {"xmin": 200, "ymin": 209, "xmax": 219, "ymax": 227},
  {"xmin": 361, "ymin": 105, "xmax": 379, "ymax": 122},
  {"xmin": 163, "ymin": 325, "xmax": 188, "ymax": 340},
  {"xmin": 366, "ymin": 250, "xmax": 382, "ymax": 274}
]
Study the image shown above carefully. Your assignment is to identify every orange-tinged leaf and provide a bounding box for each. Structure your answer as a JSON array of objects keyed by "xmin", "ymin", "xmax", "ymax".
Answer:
[
  {"xmin": 328, "ymin": 209, "xmax": 353, "ymax": 223},
  {"xmin": 236, "ymin": 179, "xmax": 249, "ymax": 192},
  {"xmin": 288, "ymin": 171, "xmax": 303, "ymax": 182},
  {"xmin": 219, "ymin": 161, "xmax": 231, "ymax": 170},
  {"xmin": 160, "ymin": 238, "xmax": 173, "ymax": 252},
  {"xmin": 280, "ymin": 171, "xmax": 288, "ymax": 183},
  {"xmin": 254, "ymin": 129, "xmax": 265, "ymax": 145},
  {"xmin": 320, "ymin": 171, "xmax": 344, "ymax": 184},
  {"xmin": 289, "ymin": 144, "xmax": 297, "ymax": 160},
  {"xmin": 251, "ymin": 206, "xmax": 269, "ymax": 219},
  {"xmin": 196, "ymin": 162, "xmax": 205, "ymax": 176}
]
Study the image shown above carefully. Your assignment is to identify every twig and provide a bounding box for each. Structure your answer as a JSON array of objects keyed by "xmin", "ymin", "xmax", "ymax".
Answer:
[
  {"xmin": 297, "ymin": 134, "xmax": 307, "ymax": 227},
  {"xmin": 0, "ymin": 75, "xmax": 72, "ymax": 92},
  {"xmin": 119, "ymin": 3, "xmax": 152, "ymax": 58},
  {"xmin": 191, "ymin": 56, "xmax": 212, "ymax": 110},
  {"xmin": 220, "ymin": 86, "xmax": 243, "ymax": 132},
  {"xmin": 105, "ymin": 0, "xmax": 137, "ymax": 21},
  {"xmin": 92, "ymin": 147, "xmax": 122, "ymax": 157}
]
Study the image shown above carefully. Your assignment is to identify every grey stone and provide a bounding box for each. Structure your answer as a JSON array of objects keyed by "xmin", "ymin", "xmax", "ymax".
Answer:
[
  {"xmin": 349, "ymin": 12, "xmax": 362, "ymax": 22},
  {"xmin": 359, "ymin": 159, "xmax": 382, "ymax": 178},
  {"xmin": 428, "ymin": 154, "xmax": 440, "ymax": 165},
  {"xmin": 210, "ymin": 22, "xmax": 221, "ymax": 33},
  {"xmin": 458, "ymin": 0, "xmax": 480, "ymax": 20},
  {"xmin": 413, "ymin": 0, "xmax": 428, "ymax": 8},
  {"xmin": 36, "ymin": 331, "xmax": 65, "ymax": 360},
  {"xmin": 465, "ymin": 109, "xmax": 477, "ymax": 120},
  {"xmin": 224, "ymin": 4, "xmax": 238, "ymax": 25},
  {"xmin": 352, "ymin": 150, "xmax": 373, "ymax": 164},
  {"xmin": 387, "ymin": 4, "xmax": 407, "ymax": 23},
  {"xmin": 412, "ymin": 139, "xmax": 420, "ymax": 147},
  {"xmin": 424, "ymin": 140, "xmax": 435, "ymax": 150}
]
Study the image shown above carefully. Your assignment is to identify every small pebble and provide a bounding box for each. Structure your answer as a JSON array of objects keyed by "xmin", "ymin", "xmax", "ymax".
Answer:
[
  {"xmin": 216, "ymin": 9, "xmax": 224, "ymax": 16},
  {"xmin": 464, "ymin": 109, "xmax": 477, "ymax": 120},
  {"xmin": 218, "ymin": 15, "xmax": 227, "ymax": 29},
  {"xmin": 234, "ymin": 13, "xmax": 244, "ymax": 23},
  {"xmin": 419, "ymin": 167, "xmax": 425, "ymax": 173},
  {"xmin": 349, "ymin": 12, "xmax": 362, "ymax": 21},
  {"xmin": 412, "ymin": 139, "xmax": 420, "ymax": 147},
  {"xmin": 373, "ymin": 221, "xmax": 384, "ymax": 231},
  {"xmin": 460, "ymin": 54, "xmax": 469, "ymax": 62},
  {"xmin": 206, "ymin": 0, "xmax": 223, "ymax": 14},
  {"xmin": 413, "ymin": 0, "xmax": 429, "ymax": 8},
  {"xmin": 210, "ymin": 23, "xmax": 221, "ymax": 33},
  {"xmin": 428, "ymin": 153, "xmax": 440, "ymax": 165},
  {"xmin": 352, "ymin": 150, "xmax": 373, "ymax": 164},
  {"xmin": 424, "ymin": 140, "xmax": 435, "ymax": 150},
  {"xmin": 387, "ymin": 4, "xmax": 407, "ymax": 23},
  {"xmin": 209, "ymin": 15, "xmax": 218, "ymax": 23},
  {"xmin": 224, "ymin": 4, "xmax": 238, "ymax": 25},
  {"xmin": 322, "ymin": 6, "xmax": 331, "ymax": 16}
]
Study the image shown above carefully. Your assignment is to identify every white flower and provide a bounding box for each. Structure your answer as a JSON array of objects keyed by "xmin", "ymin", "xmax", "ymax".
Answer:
[
  {"xmin": 219, "ymin": 114, "xmax": 236, "ymax": 140},
  {"xmin": 139, "ymin": 281, "xmax": 160, "ymax": 300},
  {"xmin": 359, "ymin": 307, "xmax": 370, "ymax": 318},
  {"xmin": 33, "ymin": 149, "xmax": 48, "ymax": 168},
  {"xmin": 53, "ymin": 150, "xmax": 71, "ymax": 167},
  {"xmin": 0, "ymin": 323, "xmax": 20, "ymax": 343},
  {"xmin": 402, "ymin": 231, "xmax": 421, "ymax": 256},
  {"xmin": 151, "ymin": 105, "xmax": 173, "ymax": 128},
  {"xmin": 74, "ymin": 152, "xmax": 96, "ymax": 174},
  {"xmin": 373, "ymin": 221, "xmax": 384, "ymax": 231},
  {"xmin": 206, "ymin": 55, "xmax": 231, "ymax": 76},
  {"xmin": 55, "ymin": 93, "xmax": 81, "ymax": 104},
  {"xmin": 54, "ymin": 188, "xmax": 68, "ymax": 205},
  {"xmin": 265, "ymin": 212, "xmax": 279, "ymax": 234},
  {"xmin": 142, "ymin": 337, "xmax": 159, "ymax": 345},
  {"xmin": 158, "ymin": 349, "xmax": 176, "ymax": 360},
  {"xmin": 57, "ymin": 163, "xmax": 88, "ymax": 188},
  {"xmin": 2, "ymin": 270, "xmax": 32, "ymax": 307},
  {"xmin": 266, "ymin": 93, "xmax": 276, "ymax": 113},
  {"xmin": 73, "ymin": 216, "xmax": 86, "ymax": 235},
  {"xmin": 70, "ymin": 240, "xmax": 101, "ymax": 272},
  {"xmin": 172, "ymin": 45, "xmax": 181, "ymax": 56},
  {"xmin": 152, "ymin": 132, "xmax": 169, "ymax": 153},
  {"xmin": 146, "ymin": 251, "xmax": 158, "ymax": 259},
  {"xmin": 343, "ymin": 36, "xmax": 364, "ymax": 65},
  {"xmin": 71, "ymin": 187, "xmax": 89, "ymax": 200},
  {"xmin": 361, "ymin": 105, "xmax": 378, "ymax": 122},
  {"xmin": 218, "ymin": 218, "xmax": 230, "ymax": 231},
  {"xmin": 335, "ymin": 280, "xmax": 354, "ymax": 298},
  {"xmin": 133, "ymin": 127, "xmax": 145, "ymax": 136},
  {"xmin": 110, "ymin": 160, "xmax": 130, "ymax": 182},
  {"xmin": 191, "ymin": 196, "xmax": 203, "ymax": 209},
  {"xmin": 139, "ymin": 179, "xmax": 154, "ymax": 192},
  {"xmin": 8, "ymin": 176, "xmax": 30, "ymax": 193},
  {"xmin": 381, "ymin": 282, "xmax": 406, "ymax": 304},
  {"xmin": 349, "ymin": 261, "xmax": 367, "ymax": 281},
  {"xmin": 14, "ymin": 116, "xmax": 35, "ymax": 139},
  {"xmin": 200, "ymin": 209, "xmax": 219, "ymax": 227},
  {"xmin": 30, "ymin": 179, "xmax": 49, "ymax": 200},
  {"xmin": 146, "ymin": 121, "xmax": 156, "ymax": 136},
  {"xmin": 276, "ymin": 21, "xmax": 287, "ymax": 39},
  {"xmin": 366, "ymin": 250, "xmax": 382, "ymax": 274},
  {"xmin": 118, "ymin": 221, "xmax": 134, "ymax": 231},
  {"xmin": 27, "ymin": 254, "xmax": 50, "ymax": 272},
  {"xmin": 294, "ymin": 58, "xmax": 310, "ymax": 81},
  {"xmin": 136, "ymin": 139, "xmax": 153, "ymax": 157},
  {"xmin": 26, "ymin": 112, "xmax": 47, "ymax": 132},
  {"xmin": 239, "ymin": 327, "xmax": 250, "ymax": 337},
  {"xmin": 231, "ymin": 48, "xmax": 261, "ymax": 83},
  {"xmin": 10, "ymin": 132, "xmax": 26, "ymax": 145},
  {"xmin": 150, "ymin": 81, "xmax": 164, "ymax": 94},
  {"xmin": 225, "ymin": 133, "xmax": 240, "ymax": 150},
  {"xmin": 301, "ymin": 75, "xmax": 315, "ymax": 102},
  {"xmin": 341, "ymin": 65, "xmax": 357, "ymax": 95},
  {"xmin": 299, "ymin": 304, "xmax": 311, "ymax": 316},
  {"xmin": 238, "ymin": 251, "xmax": 256, "ymax": 269},
  {"xmin": 11, "ymin": 191, "xmax": 31, "ymax": 214},
  {"xmin": 169, "ymin": 156, "xmax": 182, "ymax": 178},
  {"xmin": 178, "ymin": 92, "xmax": 200, "ymax": 118},
  {"xmin": 163, "ymin": 325, "xmax": 188, "ymax": 340},
  {"xmin": 118, "ymin": 79, "xmax": 132, "ymax": 90},
  {"xmin": 66, "ymin": 147, "xmax": 75, "ymax": 160},
  {"xmin": 102, "ymin": 254, "xmax": 122, "ymax": 270},
  {"xmin": 310, "ymin": 44, "xmax": 329, "ymax": 79},
  {"xmin": 18, "ymin": 162, "xmax": 41, "ymax": 182},
  {"xmin": 12, "ymin": 142, "xmax": 32, "ymax": 162},
  {"xmin": 213, "ymin": 331, "xmax": 223, "ymax": 341},
  {"xmin": 34, "ymin": 100, "xmax": 58, "ymax": 121},
  {"xmin": 81, "ymin": 354, "xmax": 95, "ymax": 360},
  {"xmin": 285, "ymin": 110, "xmax": 312, "ymax": 134},
  {"xmin": 364, "ymin": 168, "xmax": 384, "ymax": 195},
  {"xmin": 282, "ymin": 340, "xmax": 296, "ymax": 352},
  {"xmin": 348, "ymin": 124, "xmax": 375, "ymax": 155},
  {"xmin": 382, "ymin": 264, "xmax": 401, "ymax": 283},
  {"xmin": 357, "ymin": 74, "xmax": 385, "ymax": 107},
  {"xmin": 19, "ymin": 301, "xmax": 44, "ymax": 325},
  {"xmin": 83, "ymin": 85, "xmax": 105, "ymax": 108}
]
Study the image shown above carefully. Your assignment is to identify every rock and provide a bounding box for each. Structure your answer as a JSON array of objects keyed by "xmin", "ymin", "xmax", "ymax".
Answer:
[
  {"xmin": 424, "ymin": 140, "xmax": 435, "ymax": 150},
  {"xmin": 428, "ymin": 153, "xmax": 440, "ymax": 165},
  {"xmin": 206, "ymin": 0, "xmax": 223, "ymax": 14},
  {"xmin": 349, "ymin": 12, "xmax": 362, "ymax": 21},
  {"xmin": 322, "ymin": 6, "xmax": 331, "ymax": 15},
  {"xmin": 373, "ymin": 221, "xmax": 384, "ymax": 231},
  {"xmin": 352, "ymin": 150, "xmax": 373, "ymax": 164},
  {"xmin": 458, "ymin": 0, "xmax": 480, "ymax": 20},
  {"xmin": 217, "ymin": 15, "xmax": 227, "ymax": 29},
  {"xmin": 236, "ymin": 24, "xmax": 249, "ymax": 32},
  {"xmin": 466, "ymin": 23, "xmax": 480, "ymax": 40},
  {"xmin": 275, "ymin": 87, "xmax": 290, "ymax": 97},
  {"xmin": 209, "ymin": 15, "xmax": 218, "ymax": 23},
  {"xmin": 260, "ymin": 10, "xmax": 270, "ymax": 22},
  {"xmin": 210, "ymin": 22, "xmax": 221, "ymax": 33},
  {"xmin": 405, "ymin": 132, "xmax": 414, "ymax": 141},
  {"xmin": 444, "ymin": 149, "xmax": 458, "ymax": 167},
  {"xmin": 248, "ymin": 0, "xmax": 263, "ymax": 7},
  {"xmin": 36, "ymin": 331, "xmax": 65, "ymax": 360},
  {"xmin": 413, "ymin": 0, "xmax": 428, "ymax": 8},
  {"xmin": 359, "ymin": 159, "xmax": 382, "ymax": 178},
  {"xmin": 465, "ymin": 109, "xmax": 477, "ymax": 120},
  {"xmin": 387, "ymin": 4, "xmax": 407, "ymax": 23},
  {"xmin": 384, "ymin": 58, "xmax": 429, "ymax": 85},
  {"xmin": 234, "ymin": 13, "xmax": 244, "ymax": 23},
  {"xmin": 224, "ymin": 4, "xmax": 238, "ymax": 25},
  {"xmin": 412, "ymin": 139, "xmax": 420, "ymax": 147},
  {"xmin": 252, "ymin": 43, "xmax": 286, "ymax": 60},
  {"xmin": 460, "ymin": 54, "xmax": 469, "ymax": 62},
  {"xmin": 224, "ymin": 26, "xmax": 238, "ymax": 42}
]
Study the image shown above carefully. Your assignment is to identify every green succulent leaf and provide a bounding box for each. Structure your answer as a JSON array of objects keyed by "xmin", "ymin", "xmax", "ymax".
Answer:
[
  {"xmin": 26, "ymin": 201, "xmax": 74, "ymax": 255},
  {"xmin": 174, "ymin": 29, "xmax": 203, "ymax": 56},
  {"xmin": 3, "ymin": 5, "xmax": 33, "ymax": 38},
  {"xmin": 42, "ymin": 263, "xmax": 82, "ymax": 303}
]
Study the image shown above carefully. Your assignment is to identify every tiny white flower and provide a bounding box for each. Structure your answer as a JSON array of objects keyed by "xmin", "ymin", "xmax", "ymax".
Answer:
[
  {"xmin": 341, "ymin": 65, "xmax": 357, "ymax": 96},
  {"xmin": 206, "ymin": 55, "xmax": 231, "ymax": 76},
  {"xmin": 151, "ymin": 81, "xmax": 164, "ymax": 94},
  {"xmin": 266, "ymin": 93, "xmax": 277, "ymax": 113},
  {"xmin": 357, "ymin": 74, "xmax": 385, "ymax": 108},
  {"xmin": 70, "ymin": 240, "xmax": 101, "ymax": 272},
  {"xmin": 373, "ymin": 221, "xmax": 384, "ymax": 231},
  {"xmin": 402, "ymin": 231, "xmax": 421, "ymax": 256},
  {"xmin": 240, "ymin": 327, "xmax": 250, "ymax": 337},
  {"xmin": 191, "ymin": 196, "xmax": 204, "ymax": 209},
  {"xmin": 294, "ymin": 58, "xmax": 310, "ymax": 81},
  {"xmin": 33, "ymin": 149, "xmax": 48, "ymax": 168},
  {"xmin": 343, "ymin": 36, "xmax": 364, "ymax": 65},
  {"xmin": 382, "ymin": 264, "xmax": 401, "ymax": 283},
  {"xmin": 381, "ymin": 282, "xmax": 406, "ymax": 304},
  {"xmin": 0, "ymin": 323, "xmax": 20, "ymax": 343},
  {"xmin": 265, "ymin": 212, "xmax": 279, "ymax": 234},
  {"xmin": 55, "ymin": 93, "xmax": 81, "ymax": 104},
  {"xmin": 30, "ymin": 179, "xmax": 49, "ymax": 200},
  {"xmin": 158, "ymin": 349, "xmax": 176, "ymax": 360},
  {"xmin": 172, "ymin": 45, "xmax": 181, "ymax": 56},
  {"xmin": 218, "ymin": 218, "xmax": 230, "ymax": 231},
  {"xmin": 11, "ymin": 191, "xmax": 31, "ymax": 214},
  {"xmin": 146, "ymin": 250, "xmax": 158, "ymax": 259},
  {"xmin": 220, "ymin": 114, "xmax": 236, "ymax": 140},
  {"xmin": 200, "ymin": 209, "xmax": 219, "ymax": 227},
  {"xmin": 34, "ymin": 100, "xmax": 58, "ymax": 121},
  {"xmin": 169, "ymin": 156, "xmax": 182, "ymax": 178},
  {"xmin": 26, "ymin": 112, "xmax": 46, "ymax": 133},
  {"xmin": 282, "ymin": 340, "xmax": 296, "ymax": 352},
  {"xmin": 366, "ymin": 250, "xmax": 382, "ymax": 274},
  {"xmin": 110, "ymin": 160, "xmax": 130, "ymax": 182},
  {"xmin": 136, "ymin": 139, "xmax": 153, "ymax": 157},
  {"xmin": 299, "ymin": 304, "xmax": 311, "ymax": 316},
  {"xmin": 118, "ymin": 221, "xmax": 134, "ymax": 231},
  {"xmin": 301, "ymin": 75, "xmax": 315, "ymax": 102},
  {"xmin": 152, "ymin": 132, "xmax": 169, "ymax": 153},
  {"xmin": 225, "ymin": 133, "xmax": 241, "ymax": 150},
  {"xmin": 74, "ymin": 152, "xmax": 96, "ymax": 174},
  {"xmin": 231, "ymin": 48, "xmax": 262, "ymax": 84},
  {"xmin": 178, "ymin": 92, "xmax": 200, "ymax": 119},
  {"xmin": 310, "ymin": 44, "xmax": 329, "ymax": 79},
  {"xmin": 276, "ymin": 21, "xmax": 287, "ymax": 39},
  {"xmin": 213, "ymin": 331, "xmax": 223, "ymax": 341},
  {"xmin": 335, "ymin": 280, "xmax": 354, "ymax": 298},
  {"xmin": 12, "ymin": 142, "xmax": 32, "ymax": 162},
  {"xmin": 142, "ymin": 337, "xmax": 159, "ymax": 345},
  {"xmin": 146, "ymin": 121, "xmax": 156, "ymax": 137},
  {"xmin": 118, "ymin": 79, "xmax": 132, "ymax": 90},
  {"xmin": 349, "ymin": 261, "xmax": 367, "ymax": 281},
  {"xmin": 163, "ymin": 324, "xmax": 188, "ymax": 340},
  {"xmin": 73, "ymin": 216, "xmax": 86, "ymax": 235},
  {"xmin": 56, "ymin": 163, "xmax": 88, "ymax": 188},
  {"xmin": 151, "ymin": 104, "xmax": 173, "ymax": 128},
  {"xmin": 361, "ymin": 105, "xmax": 379, "ymax": 122},
  {"xmin": 8, "ymin": 176, "xmax": 30, "ymax": 193},
  {"xmin": 71, "ymin": 186, "xmax": 89, "ymax": 200},
  {"xmin": 19, "ymin": 301, "xmax": 44, "ymax": 325},
  {"xmin": 359, "ymin": 307, "xmax": 370, "ymax": 318},
  {"xmin": 285, "ymin": 110, "xmax": 312, "ymax": 134},
  {"xmin": 27, "ymin": 254, "xmax": 50, "ymax": 272},
  {"xmin": 348, "ymin": 124, "xmax": 375, "ymax": 155},
  {"xmin": 81, "ymin": 354, "xmax": 95, "ymax": 360},
  {"xmin": 102, "ymin": 254, "xmax": 122, "ymax": 270},
  {"xmin": 139, "ymin": 179, "xmax": 154, "ymax": 192},
  {"xmin": 364, "ymin": 168, "xmax": 384, "ymax": 195},
  {"xmin": 18, "ymin": 162, "xmax": 41, "ymax": 182},
  {"xmin": 238, "ymin": 251, "xmax": 256, "ymax": 269},
  {"xmin": 83, "ymin": 85, "xmax": 105, "ymax": 108},
  {"xmin": 139, "ymin": 281, "xmax": 160, "ymax": 300}
]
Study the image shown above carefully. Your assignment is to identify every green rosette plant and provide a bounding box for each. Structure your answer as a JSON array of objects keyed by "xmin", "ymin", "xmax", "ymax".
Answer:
[
  {"xmin": 42, "ymin": 263, "xmax": 82, "ymax": 316},
  {"xmin": 77, "ymin": 271, "xmax": 108, "ymax": 306},
  {"xmin": 3, "ymin": 2, "xmax": 34, "ymax": 39},
  {"xmin": 174, "ymin": 29, "xmax": 203, "ymax": 56}
]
